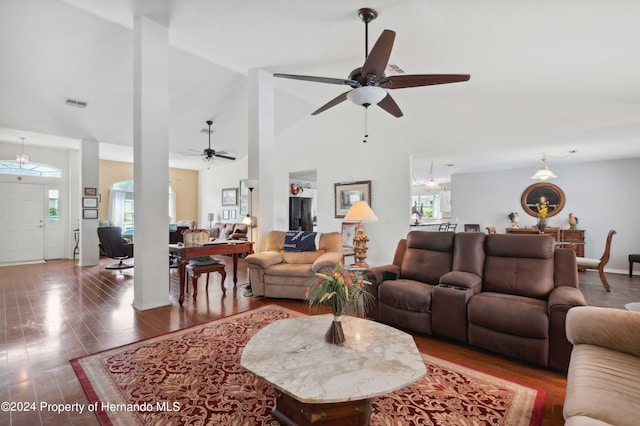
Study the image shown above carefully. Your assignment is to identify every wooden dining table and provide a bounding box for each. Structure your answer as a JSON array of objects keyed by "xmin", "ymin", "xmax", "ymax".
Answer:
[{"xmin": 169, "ymin": 240, "xmax": 254, "ymax": 305}]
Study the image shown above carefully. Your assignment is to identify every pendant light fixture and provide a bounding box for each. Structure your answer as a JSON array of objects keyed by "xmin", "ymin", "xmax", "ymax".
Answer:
[
  {"xmin": 424, "ymin": 161, "xmax": 442, "ymax": 191},
  {"xmin": 531, "ymin": 155, "xmax": 557, "ymax": 180},
  {"xmin": 16, "ymin": 137, "xmax": 29, "ymax": 165}
]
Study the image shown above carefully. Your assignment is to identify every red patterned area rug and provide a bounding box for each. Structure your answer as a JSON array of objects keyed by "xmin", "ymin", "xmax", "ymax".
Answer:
[{"xmin": 71, "ymin": 305, "xmax": 546, "ymax": 426}]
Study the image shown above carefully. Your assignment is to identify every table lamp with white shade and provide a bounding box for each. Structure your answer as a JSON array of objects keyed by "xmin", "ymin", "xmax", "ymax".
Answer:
[{"xmin": 344, "ymin": 201, "xmax": 378, "ymax": 267}]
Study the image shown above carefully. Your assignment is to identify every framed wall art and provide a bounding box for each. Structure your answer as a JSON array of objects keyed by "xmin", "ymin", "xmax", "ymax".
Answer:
[
  {"xmin": 222, "ymin": 188, "xmax": 238, "ymax": 206},
  {"xmin": 84, "ymin": 187, "xmax": 97, "ymax": 196},
  {"xmin": 334, "ymin": 180, "xmax": 371, "ymax": 218},
  {"xmin": 222, "ymin": 210, "xmax": 230, "ymax": 220},
  {"xmin": 82, "ymin": 197, "xmax": 98, "ymax": 208},
  {"xmin": 83, "ymin": 209, "xmax": 98, "ymax": 219}
]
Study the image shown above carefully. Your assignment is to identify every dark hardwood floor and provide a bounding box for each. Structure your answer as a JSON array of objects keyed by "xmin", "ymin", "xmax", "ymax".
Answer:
[{"xmin": 1, "ymin": 256, "xmax": 638, "ymax": 425}]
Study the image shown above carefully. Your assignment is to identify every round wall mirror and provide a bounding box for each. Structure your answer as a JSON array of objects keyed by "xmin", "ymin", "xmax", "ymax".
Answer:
[{"xmin": 520, "ymin": 182, "xmax": 565, "ymax": 218}]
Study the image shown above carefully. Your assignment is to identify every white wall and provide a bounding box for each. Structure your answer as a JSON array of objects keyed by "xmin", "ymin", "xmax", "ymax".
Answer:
[
  {"xmin": 452, "ymin": 158, "xmax": 640, "ymax": 273},
  {"xmin": 198, "ymin": 156, "xmax": 248, "ymax": 228}
]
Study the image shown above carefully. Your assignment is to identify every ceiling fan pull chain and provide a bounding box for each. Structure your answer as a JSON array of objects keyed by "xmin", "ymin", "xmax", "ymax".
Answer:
[{"xmin": 363, "ymin": 108, "xmax": 368, "ymax": 143}]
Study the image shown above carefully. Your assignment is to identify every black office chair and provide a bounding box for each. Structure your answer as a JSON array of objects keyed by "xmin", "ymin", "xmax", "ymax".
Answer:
[{"xmin": 97, "ymin": 226, "xmax": 134, "ymax": 269}]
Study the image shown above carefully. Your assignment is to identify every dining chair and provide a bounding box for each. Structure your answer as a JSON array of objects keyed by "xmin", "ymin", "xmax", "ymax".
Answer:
[
  {"xmin": 182, "ymin": 229, "xmax": 227, "ymax": 300},
  {"xmin": 576, "ymin": 229, "xmax": 616, "ymax": 292},
  {"xmin": 438, "ymin": 223, "xmax": 449, "ymax": 231},
  {"xmin": 486, "ymin": 226, "xmax": 497, "ymax": 234}
]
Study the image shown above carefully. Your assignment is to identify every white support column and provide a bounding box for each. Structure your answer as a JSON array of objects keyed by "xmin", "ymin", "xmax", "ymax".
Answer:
[
  {"xmin": 248, "ymin": 69, "xmax": 277, "ymax": 252},
  {"xmin": 79, "ymin": 139, "xmax": 99, "ymax": 266},
  {"xmin": 132, "ymin": 16, "xmax": 170, "ymax": 310}
]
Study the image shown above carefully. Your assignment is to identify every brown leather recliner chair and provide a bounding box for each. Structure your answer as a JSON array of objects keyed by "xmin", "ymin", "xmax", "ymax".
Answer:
[
  {"xmin": 370, "ymin": 231, "xmax": 456, "ymax": 335},
  {"xmin": 366, "ymin": 231, "xmax": 585, "ymax": 371},
  {"xmin": 467, "ymin": 234, "xmax": 585, "ymax": 370}
]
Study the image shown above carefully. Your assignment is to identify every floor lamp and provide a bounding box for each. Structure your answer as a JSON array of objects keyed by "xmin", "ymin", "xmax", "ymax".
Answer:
[{"xmin": 242, "ymin": 179, "xmax": 258, "ymax": 294}]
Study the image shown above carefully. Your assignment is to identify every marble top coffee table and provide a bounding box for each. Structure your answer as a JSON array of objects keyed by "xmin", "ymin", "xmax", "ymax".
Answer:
[{"xmin": 241, "ymin": 314, "xmax": 426, "ymax": 426}]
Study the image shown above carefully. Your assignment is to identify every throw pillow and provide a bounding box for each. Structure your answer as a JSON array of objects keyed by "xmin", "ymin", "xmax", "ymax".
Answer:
[{"xmin": 284, "ymin": 231, "xmax": 319, "ymax": 252}]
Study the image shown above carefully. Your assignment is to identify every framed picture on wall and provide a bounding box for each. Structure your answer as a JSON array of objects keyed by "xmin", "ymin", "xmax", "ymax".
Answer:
[
  {"xmin": 334, "ymin": 180, "xmax": 371, "ymax": 218},
  {"xmin": 222, "ymin": 188, "xmax": 238, "ymax": 206},
  {"xmin": 82, "ymin": 197, "xmax": 98, "ymax": 208},
  {"xmin": 223, "ymin": 210, "xmax": 230, "ymax": 220},
  {"xmin": 83, "ymin": 209, "xmax": 98, "ymax": 219},
  {"xmin": 231, "ymin": 209, "xmax": 237, "ymax": 219},
  {"xmin": 84, "ymin": 187, "xmax": 97, "ymax": 196}
]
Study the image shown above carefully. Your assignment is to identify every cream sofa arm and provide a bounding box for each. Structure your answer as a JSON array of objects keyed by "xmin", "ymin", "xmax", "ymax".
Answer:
[
  {"xmin": 311, "ymin": 252, "xmax": 342, "ymax": 273},
  {"xmin": 566, "ymin": 306, "xmax": 640, "ymax": 358},
  {"xmin": 245, "ymin": 251, "xmax": 283, "ymax": 269}
]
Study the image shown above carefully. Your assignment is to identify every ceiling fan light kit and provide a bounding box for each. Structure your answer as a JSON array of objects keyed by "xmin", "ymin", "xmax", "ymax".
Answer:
[{"xmin": 346, "ymin": 86, "xmax": 387, "ymax": 107}]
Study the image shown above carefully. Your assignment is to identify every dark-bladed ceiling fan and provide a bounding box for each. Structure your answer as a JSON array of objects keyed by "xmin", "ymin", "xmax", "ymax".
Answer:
[
  {"xmin": 199, "ymin": 120, "xmax": 236, "ymax": 162},
  {"xmin": 274, "ymin": 8, "xmax": 470, "ymax": 118}
]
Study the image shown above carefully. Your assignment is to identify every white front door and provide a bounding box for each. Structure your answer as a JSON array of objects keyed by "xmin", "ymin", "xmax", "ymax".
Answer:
[{"xmin": 0, "ymin": 183, "xmax": 45, "ymax": 263}]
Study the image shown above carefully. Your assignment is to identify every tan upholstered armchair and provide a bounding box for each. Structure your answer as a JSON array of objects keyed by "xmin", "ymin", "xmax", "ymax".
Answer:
[{"xmin": 245, "ymin": 231, "xmax": 342, "ymax": 299}]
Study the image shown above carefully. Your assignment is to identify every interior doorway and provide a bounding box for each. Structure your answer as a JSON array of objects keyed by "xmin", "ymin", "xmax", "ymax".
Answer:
[
  {"xmin": 0, "ymin": 183, "xmax": 45, "ymax": 263},
  {"xmin": 288, "ymin": 169, "xmax": 317, "ymax": 231}
]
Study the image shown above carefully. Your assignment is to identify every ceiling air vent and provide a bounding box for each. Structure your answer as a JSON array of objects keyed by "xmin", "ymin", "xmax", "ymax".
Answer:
[{"xmin": 65, "ymin": 98, "xmax": 88, "ymax": 109}]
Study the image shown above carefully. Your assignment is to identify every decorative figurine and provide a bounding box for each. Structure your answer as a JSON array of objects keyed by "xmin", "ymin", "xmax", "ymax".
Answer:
[{"xmin": 569, "ymin": 213, "xmax": 578, "ymax": 230}]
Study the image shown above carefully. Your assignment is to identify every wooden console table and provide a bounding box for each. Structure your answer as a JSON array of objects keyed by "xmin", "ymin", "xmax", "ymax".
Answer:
[{"xmin": 505, "ymin": 227, "xmax": 561, "ymax": 240}]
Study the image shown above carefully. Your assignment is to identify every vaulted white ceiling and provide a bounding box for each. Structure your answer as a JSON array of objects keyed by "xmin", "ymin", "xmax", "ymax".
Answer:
[{"xmin": 1, "ymin": 0, "xmax": 639, "ymax": 179}]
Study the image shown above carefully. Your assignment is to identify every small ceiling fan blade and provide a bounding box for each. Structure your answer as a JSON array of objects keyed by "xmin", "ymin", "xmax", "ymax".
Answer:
[
  {"xmin": 377, "ymin": 93, "xmax": 403, "ymax": 117},
  {"xmin": 214, "ymin": 153, "xmax": 237, "ymax": 161},
  {"xmin": 311, "ymin": 91, "xmax": 349, "ymax": 115},
  {"xmin": 274, "ymin": 73, "xmax": 359, "ymax": 87},
  {"xmin": 361, "ymin": 30, "xmax": 395, "ymax": 80},
  {"xmin": 380, "ymin": 74, "xmax": 470, "ymax": 89}
]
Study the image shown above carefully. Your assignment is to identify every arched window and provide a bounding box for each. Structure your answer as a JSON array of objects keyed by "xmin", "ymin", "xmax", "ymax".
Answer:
[
  {"xmin": 0, "ymin": 160, "xmax": 61, "ymax": 177},
  {"xmin": 108, "ymin": 180, "xmax": 176, "ymax": 232}
]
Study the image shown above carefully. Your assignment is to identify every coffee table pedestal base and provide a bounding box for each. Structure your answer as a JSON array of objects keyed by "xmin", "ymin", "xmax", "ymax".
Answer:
[{"xmin": 272, "ymin": 391, "xmax": 371, "ymax": 426}]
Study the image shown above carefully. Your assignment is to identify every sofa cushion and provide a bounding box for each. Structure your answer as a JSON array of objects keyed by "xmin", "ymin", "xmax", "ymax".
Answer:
[
  {"xmin": 564, "ymin": 345, "xmax": 640, "ymax": 426},
  {"xmin": 468, "ymin": 292, "xmax": 548, "ymax": 338},
  {"xmin": 265, "ymin": 262, "xmax": 313, "ymax": 277},
  {"xmin": 379, "ymin": 279, "xmax": 434, "ymax": 314},
  {"xmin": 400, "ymin": 231, "xmax": 454, "ymax": 284},
  {"xmin": 453, "ymin": 232, "xmax": 485, "ymax": 276},
  {"xmin": 483, "ymin": 234, "xmax": 555, "ymax": 299}
]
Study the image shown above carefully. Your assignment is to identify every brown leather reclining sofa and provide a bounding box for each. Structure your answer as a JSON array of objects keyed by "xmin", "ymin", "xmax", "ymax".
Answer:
[{"xmin": 366, "ymin": 231, "xmax": 587, "ymax": 371}]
